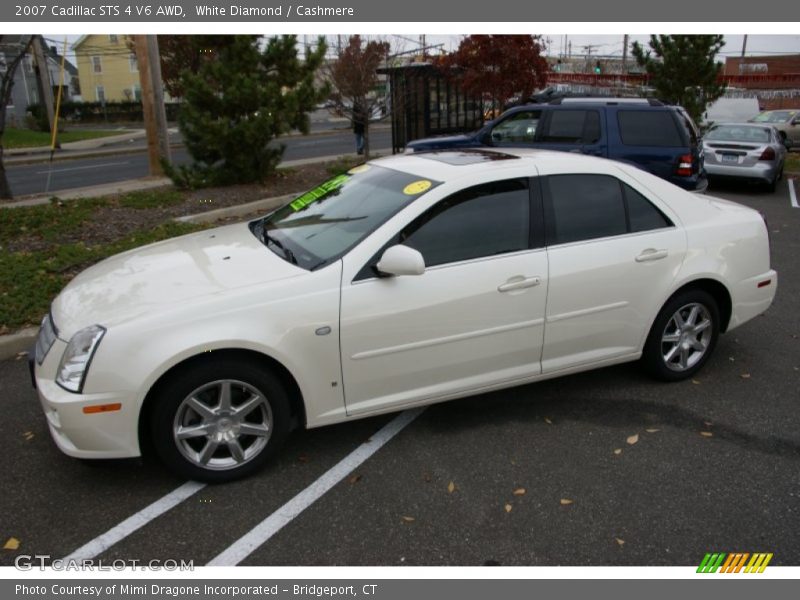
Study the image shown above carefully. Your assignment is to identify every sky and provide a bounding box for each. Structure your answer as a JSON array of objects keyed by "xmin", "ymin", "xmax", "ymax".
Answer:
[{"xmin": 46, "ymin": 34, "xmax": 800, "ymax": 66}]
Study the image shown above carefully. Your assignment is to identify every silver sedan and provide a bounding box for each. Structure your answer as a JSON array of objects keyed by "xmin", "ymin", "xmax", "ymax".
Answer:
[{"xmin": 703, "ymin": 123, "xmax": 787, "ymax": 192}]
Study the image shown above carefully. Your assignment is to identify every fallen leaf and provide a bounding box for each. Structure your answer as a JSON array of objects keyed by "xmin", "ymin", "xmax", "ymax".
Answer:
[
  {"xmin": 613, "ymin": 448, "xmax": 622, "ymax": 455},
  {"xmin": 544, "ymin": 417, "xmax": 553, "ymax": 425},
  {"xmin": 513, "ymin": 488, "xmax": 526, "ymax": 496},
  {"xmin": 3, "ymin": 538, "xmax": 19, "ymax": 550},
  {"xmin": 728, "ymin": 357, "xmax": 735, "ymax": 362},
  {"xmin": 15, "ymin": 351, "xmax": 27, "ymax": 360},
  {"xmin": 401, "ymin": 516, "xmax": 415, "ymax": 523},
  {"xmin": 645, "ymin": 428, "xmax": 660, "ymax": 433},
  {"xmin": 740, "ymin": 373, "xmax": 751, "ymax": 379},
  {"xmin": 626, "ymin": 434, "xmax": 639, "ymax": 445},
  {"xmin": 504, "ymin": 503, "xmax": 513, "ymax": 513},
  {"xmin": 560, "ymin": 498, "xmax": 574, "ymax": 505},
  {"xmin": 23, "ymin": 431, "xmax": 34, "ymax": 441},
  {"xmin": 447, "ymin": 481, "xmax": 455, "ymax": 494},
  {"xmin": 615, "ymin": 538, "xmax": 625, "ymax": 546},
  {"xmin": 422, "ymin": 473, "xmax": 432, "ymax": 483},
  {"xmin": 348, "ymin": 474, "xmax": 362, "ymax": 485},
  {"xmin": 700, "ymin": 431, "xmax": 714, "ymax": 438},
  {"xmin": 691, "ymin": 379, "xmax": 701, "ymax": 385},
  {"xmin": 297, "ymin": 454, "xmax": 310, "ymax": 463},
  {"xmin": 703, "ymin": 421, "xmax": 713, "ymax": 427}
]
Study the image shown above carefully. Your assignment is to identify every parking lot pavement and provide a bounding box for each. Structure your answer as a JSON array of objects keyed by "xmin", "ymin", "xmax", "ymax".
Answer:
[{"xmin": 1, "ymin": 180, "xmax": 798, "ymax": 567}]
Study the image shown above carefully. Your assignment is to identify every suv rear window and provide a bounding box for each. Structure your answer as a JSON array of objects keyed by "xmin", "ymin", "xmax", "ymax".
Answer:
[{"xmin": 617, "ymin": 111, "xmax": 685, "ymax": 147}]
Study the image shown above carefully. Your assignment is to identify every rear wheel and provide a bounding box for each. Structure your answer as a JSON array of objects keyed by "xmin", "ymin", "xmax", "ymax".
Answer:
[
  {"xmin": 150, "ymin": 358, "xmax": 291, "ymax": 482},
  {"xmin": 642, "ymin": 290, "xmax": 720, "ymax": 381}
]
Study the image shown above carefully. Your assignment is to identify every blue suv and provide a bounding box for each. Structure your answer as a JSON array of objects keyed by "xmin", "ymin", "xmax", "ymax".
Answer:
[{"xmin": 406, "ymin": 98, "xmax": 708, "ymax": 192}]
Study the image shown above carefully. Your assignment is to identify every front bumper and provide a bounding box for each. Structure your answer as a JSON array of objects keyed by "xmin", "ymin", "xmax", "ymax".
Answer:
[{"xmin": 33, "ymin": 338, "xmax": 141, "ymax": 459}]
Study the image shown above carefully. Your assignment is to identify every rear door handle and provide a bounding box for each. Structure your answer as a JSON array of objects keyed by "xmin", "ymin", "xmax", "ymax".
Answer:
[
  {"xmin": 498, "ymin": 276, "xmax": 541, "ymax": 292},
  {"xmin": 635, "ymin": 249, "xmax": 668, "ymax": 262}
]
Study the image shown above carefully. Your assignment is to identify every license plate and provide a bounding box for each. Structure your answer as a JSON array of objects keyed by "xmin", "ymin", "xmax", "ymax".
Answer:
[{"xmin": 721, "ymin": 154, "xmax": 739, "ymax": 164}]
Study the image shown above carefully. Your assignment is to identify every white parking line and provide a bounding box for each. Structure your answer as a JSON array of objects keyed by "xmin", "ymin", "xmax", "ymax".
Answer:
[
  {"xmin": 208, "ymin": 408, "xmax": 425, "ymax": 566},
  {"xmin": 62, "ymin": 481, "xmax": 206, "ymax": 560},
  {"xmin": 789, "ymin": 178, "xmax": 798, "ymax": 208},
  {"xmin": 35, "ymin": 161, "xmax": 129, "ymax": 175}
]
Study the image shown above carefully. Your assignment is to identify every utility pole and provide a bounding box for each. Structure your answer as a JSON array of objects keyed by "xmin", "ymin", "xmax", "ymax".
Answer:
[
  {"xmin": 32, "ymin": 35, "xmax": 56, "ymax": 139},
  {"xmin": 134, "ymin": 35, "xmax": 170, "ymax": 176},
  {"xmin": 622, "ymin": 34, "xmax": 629, "ymax": 72},
  {"xmin": 741, "ymin": 34, "xmax": 748, "ymax": 58}
]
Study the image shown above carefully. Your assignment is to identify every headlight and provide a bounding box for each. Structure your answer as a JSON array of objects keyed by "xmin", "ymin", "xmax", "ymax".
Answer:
[{"xmin": 56, "ymin": 325, "xmax": 106, "ymax": 393}]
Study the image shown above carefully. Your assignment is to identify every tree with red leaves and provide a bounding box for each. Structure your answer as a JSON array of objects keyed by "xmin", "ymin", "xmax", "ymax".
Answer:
[
  {"xmin": 438, "ymin": 35, "xmax": 549, "ymax": 117},
  {"xmin": 327, "ymin": 35, "xmax": 391, "ymax": 159}
]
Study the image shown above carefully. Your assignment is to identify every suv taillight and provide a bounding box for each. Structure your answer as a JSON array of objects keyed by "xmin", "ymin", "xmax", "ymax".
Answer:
[
  {"xmin": 676, "ymin": 154, "xmax": 693, "ymax": 177},
  {"xmin": 759, "ymin": 147, "xmax": 776, "ymax": 161}
]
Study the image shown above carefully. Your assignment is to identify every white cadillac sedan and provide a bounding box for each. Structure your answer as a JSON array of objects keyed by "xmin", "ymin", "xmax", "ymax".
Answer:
[{"xmin": 32, "ymin": 149, "xmax": 777, "ymax": 482}]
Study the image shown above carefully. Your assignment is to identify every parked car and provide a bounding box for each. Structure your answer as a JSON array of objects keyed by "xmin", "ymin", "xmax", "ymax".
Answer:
[
  {"xmin": 749, "ymin": 109, "xmax": 800, "ymax": 149},
  {"xmin": 703, "ymin": 123, "xmax": 787, "ymax": 191},
  {"xmin": 405, "ymin": 98, "xmax": 708, "ymax": 192},
  {"xmin": 32, "ymin": 149, "xmax": 776, "ymax": 482}
]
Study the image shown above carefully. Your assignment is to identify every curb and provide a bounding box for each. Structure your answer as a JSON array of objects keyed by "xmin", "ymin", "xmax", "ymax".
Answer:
[{"xmin": 0, "ymin": 328, "xmax": 38, "ymax": 362}]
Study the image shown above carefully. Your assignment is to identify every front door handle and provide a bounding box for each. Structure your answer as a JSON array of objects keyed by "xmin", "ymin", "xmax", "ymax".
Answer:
[
  {"xmin": 635, "ymin": 248, "xmax": 668, "ymax": 262},
  {"xmin": 498, "ymin": 276, "xmax": 541, "ymax": 292}
]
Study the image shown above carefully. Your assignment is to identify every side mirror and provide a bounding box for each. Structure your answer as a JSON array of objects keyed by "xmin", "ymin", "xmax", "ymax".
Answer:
[{"xmin": 376, "ymin": 245, "xmax": 425, "ymax": 277}]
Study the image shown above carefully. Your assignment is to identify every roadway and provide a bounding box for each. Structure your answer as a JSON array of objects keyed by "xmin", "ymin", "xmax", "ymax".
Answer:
[{"xmin": 5, "ymin": 127, "xmax": 393, "ymax": 197}]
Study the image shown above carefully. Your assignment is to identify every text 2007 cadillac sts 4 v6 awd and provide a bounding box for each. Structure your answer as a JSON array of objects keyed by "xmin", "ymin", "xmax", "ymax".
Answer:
[{"xmin": 32, "ymin": 149, "xmax": 777, "ymax": 482}]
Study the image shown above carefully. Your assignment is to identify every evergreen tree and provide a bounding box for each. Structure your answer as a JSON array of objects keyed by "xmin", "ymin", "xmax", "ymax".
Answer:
[
  {"xmin": 632, "ymin": 35, "xmax": 727, "ymax": 124},
  {"xmin": 169, "ymin": 35, "xmax": 327, "ymax": 187}
]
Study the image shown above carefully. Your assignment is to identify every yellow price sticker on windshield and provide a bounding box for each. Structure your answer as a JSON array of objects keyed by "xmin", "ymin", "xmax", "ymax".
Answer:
[{"xmin": 403, "ymin": 180, "xmax": 432, "ymax": 195}]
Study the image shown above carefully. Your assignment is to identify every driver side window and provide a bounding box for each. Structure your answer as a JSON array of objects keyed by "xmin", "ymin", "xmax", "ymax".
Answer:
[
  {"xmin": 490, "ymin": 111, "xmax": 542, "ymax": 144},
  {"xmin": 400, "ymin": 178, "xmax": 530, "ymax": 267}
]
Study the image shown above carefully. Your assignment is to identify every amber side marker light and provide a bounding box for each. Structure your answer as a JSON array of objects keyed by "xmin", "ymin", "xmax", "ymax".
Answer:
[
  {"xmin": 82, "ymin": 403, "xmax": 122, "ymax": 414},
  {"xmin": 757, "ymin": 280, "xmax": 772, "ymax": 288}
]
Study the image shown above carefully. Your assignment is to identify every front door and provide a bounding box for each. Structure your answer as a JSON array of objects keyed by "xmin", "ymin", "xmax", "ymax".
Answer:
[{"xmin": 339, "ymin": 178, "xmax": 548, "ymax": 416}]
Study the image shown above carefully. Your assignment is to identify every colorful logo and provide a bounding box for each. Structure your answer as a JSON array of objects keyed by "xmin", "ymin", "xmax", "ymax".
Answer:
[{"xmin": 697, "ymin": 552, "xmax": 773, "ymax": 573}]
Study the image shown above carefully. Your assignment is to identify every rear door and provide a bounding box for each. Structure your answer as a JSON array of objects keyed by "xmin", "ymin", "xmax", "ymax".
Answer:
[
  {"xmin": 535, "ymin": 108, "xmax": 607, "ymax": 157},
  {"xmin": 540, "ymin": 172, "xmax": 686, "ymax": 372}
]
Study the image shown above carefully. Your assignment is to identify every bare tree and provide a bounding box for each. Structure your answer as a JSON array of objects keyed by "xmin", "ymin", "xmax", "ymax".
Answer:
[
  {"xmin": 326, "ymin": 35, "xmax": 390, "ymax": 159},
  {"xmin": 0, "ymin": 35, "xmax": 34, "ymax": 199}
]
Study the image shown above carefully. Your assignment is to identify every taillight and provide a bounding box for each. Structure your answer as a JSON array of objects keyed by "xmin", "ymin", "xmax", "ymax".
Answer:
[
  {"xmin": 759, "ymin": 147, "xmax": 776, "ymax": 161},
  {"xmin": 676, "ymin": 153, "xmax": 693, "ymax": 177}
]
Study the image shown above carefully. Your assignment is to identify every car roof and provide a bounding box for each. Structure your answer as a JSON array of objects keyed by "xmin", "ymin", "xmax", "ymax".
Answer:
[{"xmin": 370, "ymin": 148, "xmax": 622, "ymax": 181}]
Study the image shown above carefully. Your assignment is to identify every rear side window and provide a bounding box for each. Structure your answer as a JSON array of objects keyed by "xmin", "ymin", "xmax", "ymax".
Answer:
[
  {"xmin": 624, "ymin": 184, "xmax": 673, "ymax": 232},
  {"xmin": 541, "ymin": 110, "xmax": 600, "ymax": 144},
  {"xmin": 617, "ymin": 110, "xmax": 685, "ymax": 147},
  {"xmin": 544, "ymin": 175, "xmax": 673, "ymax": 245},
  {"xmin": 544, "ymin": 175, "xmax": 627, "ymax": 244}
]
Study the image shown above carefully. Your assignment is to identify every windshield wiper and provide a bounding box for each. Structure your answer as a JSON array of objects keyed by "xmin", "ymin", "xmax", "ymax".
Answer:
[{"xmin": 264, "ymin": 230, "xmax": 297, "ymax": 265}]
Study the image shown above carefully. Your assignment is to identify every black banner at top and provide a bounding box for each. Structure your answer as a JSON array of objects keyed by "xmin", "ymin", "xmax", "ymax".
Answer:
[{"xmin": 1, "ymin": 0, "xmax": 793, "ymax": 22}]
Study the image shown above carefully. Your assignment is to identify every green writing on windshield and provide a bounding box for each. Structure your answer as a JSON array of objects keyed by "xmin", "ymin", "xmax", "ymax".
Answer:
[{"xmin": 290, "ymin": 174, "xmax": 350, "ymax": 212}]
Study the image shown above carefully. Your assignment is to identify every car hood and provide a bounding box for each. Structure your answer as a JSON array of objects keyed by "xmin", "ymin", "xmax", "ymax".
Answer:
[{"xmin": 51, "ymin": 222, "xmax": 304, "ymax": 338}]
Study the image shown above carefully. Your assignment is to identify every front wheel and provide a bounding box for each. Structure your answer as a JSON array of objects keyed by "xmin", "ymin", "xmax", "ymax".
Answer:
[
  {"xmin": 642, "ymin": 290, "xmax": 720, "ymax": 381},
  {"xmin": 150, "ymin": 358, "xmax": 291, "ymax": 483}
]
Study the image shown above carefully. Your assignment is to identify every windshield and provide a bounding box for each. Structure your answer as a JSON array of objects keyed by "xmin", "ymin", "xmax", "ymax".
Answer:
[
  {"xmin": 251, "ymin": 165, "xmax": 441, "ymax": 270},
  {"xmin": 752, "ymin": 111, "xmax": 796, "ymax": 124},
  {"xmin": 705, "ymin": 125, "xmax": 771, "ymax": 143}
]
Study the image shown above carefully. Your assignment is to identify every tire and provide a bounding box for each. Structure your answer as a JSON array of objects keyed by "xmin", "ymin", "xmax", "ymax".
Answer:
[
  {"xmin": 765, "ymin": 176, "xmax": 777, "ymax": 194},
  {"xmin": 150, "ymin": 357, "xmax": 291, "ymax": 483},
  {"xmin": 641, "ymin": 290, "xmax": 720, "ymax": 382}
]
